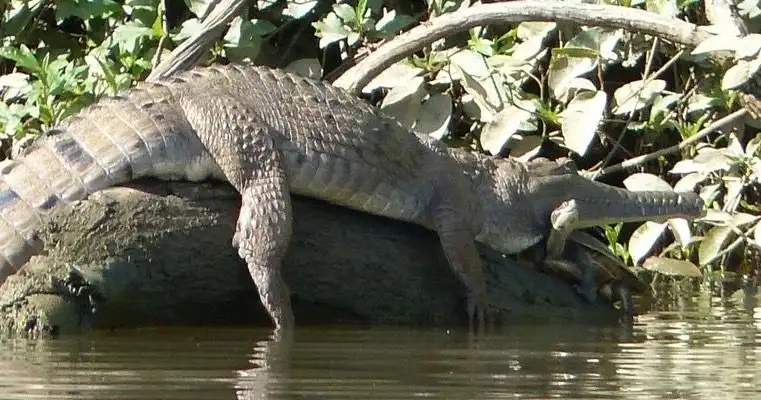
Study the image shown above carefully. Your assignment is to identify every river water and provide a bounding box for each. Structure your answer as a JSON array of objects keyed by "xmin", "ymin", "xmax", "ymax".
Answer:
[{"xmin": 2, "ymin": 292, "xmax": 761, "ymax": 399}]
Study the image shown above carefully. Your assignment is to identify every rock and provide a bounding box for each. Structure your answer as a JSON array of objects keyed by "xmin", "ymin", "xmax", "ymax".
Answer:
[{"xmin": 0, "ymin": 180, "xmax": 618, "ymax": 336}]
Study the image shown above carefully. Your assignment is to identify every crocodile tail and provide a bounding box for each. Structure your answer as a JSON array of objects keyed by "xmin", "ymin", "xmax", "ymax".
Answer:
[{"xmin": 0, "ymin": 94, "xmax": 165, "ymax": 284}]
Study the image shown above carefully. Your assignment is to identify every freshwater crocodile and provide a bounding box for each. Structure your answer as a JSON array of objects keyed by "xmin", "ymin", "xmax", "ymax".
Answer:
[{"xmin": 0, "ymin": 64, "xmax": 703, "ymax": 331}]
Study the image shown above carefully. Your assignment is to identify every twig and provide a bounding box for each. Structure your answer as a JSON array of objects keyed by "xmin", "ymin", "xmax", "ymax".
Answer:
[
  {"xmin": 597, "ymin": 48, "xmax": 685, "ymax": 173},
  {"xmin": 150, "ymin": 0, "xmax": 170, "ymax": 70},
  {"xmin": 590, "ymin": 108, "xmax": 747, "ymax": 179},
  {"xmin": 333, "ymin": 1, "xmax": 716, "ymax": 94}
]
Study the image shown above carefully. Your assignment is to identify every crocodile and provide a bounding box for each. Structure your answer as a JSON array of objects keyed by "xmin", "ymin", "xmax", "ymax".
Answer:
[{"xmin": 0, "ymin": 64, "xmax": 704, "ymax": 332}]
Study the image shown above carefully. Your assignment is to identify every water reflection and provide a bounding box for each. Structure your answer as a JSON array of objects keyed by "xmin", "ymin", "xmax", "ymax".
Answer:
[{"xmin": 2, "ymin": 296, "xmax": 761, "ymax": 399}]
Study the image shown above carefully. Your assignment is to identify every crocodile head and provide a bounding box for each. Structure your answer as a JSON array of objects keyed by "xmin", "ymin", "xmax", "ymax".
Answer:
[
  {"xmin": 467, "ymin": 155, "xmax": 550, "ymax": 255},
  {"xmin": 468, "ymin": 154, "xmax": 704, "ymax": 256}
]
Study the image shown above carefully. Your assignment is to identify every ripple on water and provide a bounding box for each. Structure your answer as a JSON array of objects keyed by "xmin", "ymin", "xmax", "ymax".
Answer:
[{"xmin": 2, "ymin": 298, "xmax": 761, "ymax": 399}]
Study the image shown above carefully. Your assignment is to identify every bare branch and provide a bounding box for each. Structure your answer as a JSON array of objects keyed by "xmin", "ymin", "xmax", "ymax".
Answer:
[
  {"xmin": 148, "ymin": 0, "xmax": 247, "ymax": 81},
  {"xmin": 334, "ymin": 1, "xmax": 716, "ymax": 95}
]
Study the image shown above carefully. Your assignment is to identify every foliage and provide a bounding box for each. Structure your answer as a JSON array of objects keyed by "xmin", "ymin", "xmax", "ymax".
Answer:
[{"xmin": 1, "ymin": 0, "xmax": 760, "ymax": 296}]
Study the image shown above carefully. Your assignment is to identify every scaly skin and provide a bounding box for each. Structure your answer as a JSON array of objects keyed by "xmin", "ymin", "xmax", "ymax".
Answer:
[{"xmin": 0, "ymin": 64, "xmax": 704, "ymax": 331}]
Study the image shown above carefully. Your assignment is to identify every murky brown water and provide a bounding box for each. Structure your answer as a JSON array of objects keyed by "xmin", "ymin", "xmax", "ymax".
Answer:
[{"xmin": 2, "ymin": 292, "xmax": 761, "ymax": 399}]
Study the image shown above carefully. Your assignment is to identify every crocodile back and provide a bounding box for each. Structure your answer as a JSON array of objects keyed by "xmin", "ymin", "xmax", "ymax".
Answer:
[{"xmin": 171, "ymin": 65, "xmax": 452, "ymax": 225}]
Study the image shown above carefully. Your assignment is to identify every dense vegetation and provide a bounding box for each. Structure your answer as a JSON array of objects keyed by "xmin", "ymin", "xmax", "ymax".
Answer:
[{"xmin": 2, "ymin": 0, "xmax": 761, "ymax": 303}]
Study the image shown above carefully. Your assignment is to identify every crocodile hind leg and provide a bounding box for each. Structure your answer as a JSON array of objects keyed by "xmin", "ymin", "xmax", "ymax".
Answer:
[
  {"xmin": 179, "ymin": 92, "xmax": 296, "ymax": 332},
  {"xmin": 234, "ymin": 178, "xmax": 295, "ymax": 332}
]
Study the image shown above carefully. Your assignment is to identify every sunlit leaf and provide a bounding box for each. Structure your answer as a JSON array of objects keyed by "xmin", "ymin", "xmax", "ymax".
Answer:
[
  {"xmin": 284, "ymin": 58, "xmax": 322, "ymax": 79},
  {"xmin": 480, "ymin": 99, "xmax": 535, "ymax": 155},
  {"xmin": 174, "ymin": 18, "xmax": 203, "ymax": 41},
  {"xmin": 284, "ymin": 0, "xmax": 318, "ymax": 19},
  {"xmin": 457, "ymin": 66, "xmax": 502, "ymax": 121},
  {"xmin": 629, "ymin": 221, "xmax": 667, "ymax": 265},
  {"xmin": 112, "ymin": 22, "xmax": 154, "ymax": 53},
  {"xmin": 332, "ymin": 3, "xmax": 356, "ymax": 22},
  {"xmin": 692, "ymin": 36, "xmax": 739, "ymax": 56},
  {"xmin": 670, "ymin": 148, "xmax": 736, "ymax": 174},
  {"xmin": 313, "ymin": 16, "xmax": 350, "ymax": 48},
  {"xmin": 643, "ymin": 257, "xmax": 702, "ymax": 277},
  {"xmin": 510, "ymin": 134, "xmax": 543, "ymax": 160},
  {"xmin": 646, "ymin": 0, "xmax": 678, "ymax": 17},
  {"xmin": 668, "ymin": 218, "xmax": 693, "ymax": 247},
  {"xmin": 362, "ymin": 62, "xmax": 423, "ymax": 93},
  {"xmin": 673, "ymin": 172, "xmax": 708, "ymax": 192},
  {"xmin": 414, "ymin": 93, "xmax": 452, "ymax": 139},
  {"xmin": 380, "ymin": 76, "xmax": 426, "ymax": 129},
  {"xmin": 375, "ymin": 9, "xmax": 414, "ymax": 36},
  {"xmin": 699, "ymin": 225, "xmax": 735, "ymax": 265},
  {"xmin": 186, "ymin": 0, "xmax": 215, "ymax": 18},
  {"xmin": 735, "ymin": 34, "xmax": 761, "ymax": 59},
  {"xmin": 722, "ymin": 59, "xmax": 761, "ymax": 90},
  {"xmin": 729, "ymin": 212, "xmax": 760, "ymax": 228},
  {"xmin": 450, "ymin": 49, "xmax": 489, "ymax": 78},
  {"xmin": 612, "ymin": 79, "xmax": 666, "ymax": 115},
  {"xmin": 623, "ymin": 173, "xmax": 673, "ymax": 191},
  {"xmin": 547, "ymin": 53, "xmax": 596, "ymax": 101},
  {"xmin": 0, "ymin": 72, "xmax": 30, "ymax": 99},
  {"xmin": 560, "ymin": 90, "xmax": 606, "ymax": 155}
]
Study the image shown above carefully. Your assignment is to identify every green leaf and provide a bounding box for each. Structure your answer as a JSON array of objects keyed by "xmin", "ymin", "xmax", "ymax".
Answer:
[
  {"xmin": 112, "ymin": 22, "xmax": 154, "ymax": 54},
  {"xmin": 174, "ymin": 18, "xmax": 203, "ymax": 41},
  {"xmin": 555, "ymin": 47, "xmax": 599, "ymax": 58},
  {"xmin": 374, "ymin": 9, "xmax": 415, "ymax": 37},
  {"xmin": 127, "ymin": 0, "xmax": 159, "ymax": 27},
  {"xmin": 356, "ymin": 0, "xmax": 369, "ymax": 22},
  {"xmin": 0, "ymin": 45, "xmax": 41, "ymax": 74},
  {"xmin": 224, "ymin": 17, "xmax": 276, "ymax": 47},
  {"xmin": 0, "ymin": 102, "xmax": 38, "ymax": 138},
  {"xmin": 56, "ymin": 0, "xmax": 120, "ymax": 21}
]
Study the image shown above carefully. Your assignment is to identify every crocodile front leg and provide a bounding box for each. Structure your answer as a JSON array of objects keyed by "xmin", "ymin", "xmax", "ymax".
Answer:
[
  {"xmin": 429, "ymin": 191, "xmax": 490, "ymax": 330},
  {"xmin": 546, "ymin": 199, "xmax": 581, "ymax": 259}
]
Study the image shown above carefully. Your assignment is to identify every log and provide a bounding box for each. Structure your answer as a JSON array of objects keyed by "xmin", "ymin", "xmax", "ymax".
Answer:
[{"xmin": 0, "ymin": 180, "xmax": 618, "ymax": 336}]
